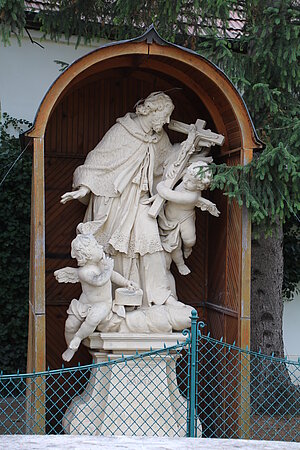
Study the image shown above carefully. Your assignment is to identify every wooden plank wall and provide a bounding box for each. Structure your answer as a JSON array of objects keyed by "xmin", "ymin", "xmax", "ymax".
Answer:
[
  {"xmin": 204, "ymin": 153, "xmax": 242, "ymax": 437},
  {"xmin": 206, "ymin": 153, "xmax": 241, "ymax": 343}
]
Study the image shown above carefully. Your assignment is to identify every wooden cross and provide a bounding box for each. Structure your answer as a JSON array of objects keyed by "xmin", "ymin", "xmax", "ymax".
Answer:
[{"xmin": 148, "ymin": 119, "xmax": 225, "ymax": 218}]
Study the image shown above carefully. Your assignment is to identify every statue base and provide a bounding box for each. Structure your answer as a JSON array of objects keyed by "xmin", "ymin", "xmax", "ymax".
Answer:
[{"xmin": 62, "ymin": 332, "xmax": 200, "ymax": 437}]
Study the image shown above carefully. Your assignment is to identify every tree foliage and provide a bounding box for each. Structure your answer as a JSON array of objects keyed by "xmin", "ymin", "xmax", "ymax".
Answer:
[
  {"xmin": 195, "ymin": 1, "xmax": 300, "ymax": 296},
  {"xmin": 0, "ymin": 0, "xmax": 25, "ymax": 44}
]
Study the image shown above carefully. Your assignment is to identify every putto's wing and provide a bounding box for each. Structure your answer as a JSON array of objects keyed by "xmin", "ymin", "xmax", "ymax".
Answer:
[{"xmin": 54, "ymin": 267, "xmax": 79, "ymax": 284}]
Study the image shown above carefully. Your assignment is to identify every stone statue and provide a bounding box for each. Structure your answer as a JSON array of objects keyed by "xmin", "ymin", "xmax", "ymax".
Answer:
[
  {"xmin": 58, "ymin": 92, "xmax": 223, "ymax": 436},
  {"xmin": 58, "ymin": 91, "xmax": 223, "ymax": 335},
  {"xmin": 158, "ymin": 161, "xmax": 220, "ymax": 276},
  {"xmin": 54, "ymin": 234, "xmax": 138, "ymax": 361},
  {"xmin": 61, "ymin": 92, "xmax": 177, "ymax": 308}
]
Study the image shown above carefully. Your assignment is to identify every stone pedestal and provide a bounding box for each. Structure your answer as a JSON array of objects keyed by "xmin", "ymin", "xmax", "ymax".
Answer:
[{"xmin": 62, "ymin": 332, "xmax": 198, "ymax": 437}]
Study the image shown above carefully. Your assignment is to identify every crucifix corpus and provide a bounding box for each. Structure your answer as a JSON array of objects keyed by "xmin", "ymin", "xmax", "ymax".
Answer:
[{"xmin": 148, "ymin": 119, "xmax": 225, "ymax": 218}]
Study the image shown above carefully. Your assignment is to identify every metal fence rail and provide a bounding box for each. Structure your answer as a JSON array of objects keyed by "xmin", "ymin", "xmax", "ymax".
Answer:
[{"xmin": 0, "ymin": 312, "xmax": 299, "ymax": 441}]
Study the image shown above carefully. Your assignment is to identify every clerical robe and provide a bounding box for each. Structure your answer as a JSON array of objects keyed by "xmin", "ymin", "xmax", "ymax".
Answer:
[{"xmin": 72, "ymin": 113, "xmax": 173, "ymax": 306}]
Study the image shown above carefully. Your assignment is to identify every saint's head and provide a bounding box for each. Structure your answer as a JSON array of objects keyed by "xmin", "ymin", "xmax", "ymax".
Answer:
[{"xmin": 136, "ymin": 91, "xmax": 174, "ymax": 133}]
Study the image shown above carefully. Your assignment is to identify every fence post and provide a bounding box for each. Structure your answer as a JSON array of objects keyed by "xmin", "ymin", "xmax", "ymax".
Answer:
[
  {"xmin": 189, "ymin": 309, "xmax": 198, "ymax": 438},
  {"xmin": 239, "ymin": 351, "xmax": 251, "ymax": 438}
]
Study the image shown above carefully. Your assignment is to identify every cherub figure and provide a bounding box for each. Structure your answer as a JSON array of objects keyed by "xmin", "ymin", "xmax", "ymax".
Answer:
[
  {"xmin": 157, "ymin": 161, "xmax": 220, "ymax": 276},
  {"xmin": 54, "ymin": 234, "xmax": 138, "ymax": 362}
]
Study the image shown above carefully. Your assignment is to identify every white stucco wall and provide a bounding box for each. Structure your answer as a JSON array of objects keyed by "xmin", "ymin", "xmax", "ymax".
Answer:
[{"xmin": 0, "ymin": 30, "xmax": 107, "ymax": 125}]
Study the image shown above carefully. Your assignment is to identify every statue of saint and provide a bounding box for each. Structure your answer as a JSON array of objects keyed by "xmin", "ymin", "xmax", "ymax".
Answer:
[
  {"xmin": 60, "ymin": 91, "xmax": 222, "ymax": 322},
  {"xmin": 61, "ymin": 92, "xmax": 181, "ymax": 307}
]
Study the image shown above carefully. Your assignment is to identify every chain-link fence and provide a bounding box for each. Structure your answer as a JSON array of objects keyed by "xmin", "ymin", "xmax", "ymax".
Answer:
[
  {"xmin": 0, "ymin": 313, "xmax": 299, "ymax": 441},
  {"xmin": 0, "ymin": 342, "xmax": 192, "ymax": 436},
  {"xmin": 196, "ymin": 329, "xmax": 300, "ymax": 441}
]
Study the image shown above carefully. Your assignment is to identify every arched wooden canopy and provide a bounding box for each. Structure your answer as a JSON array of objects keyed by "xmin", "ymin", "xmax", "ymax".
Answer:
[
  {"xmin": 26, "ymin": 26, "xmax": 263, "ymax": 378},
  {"xmin": 28, "ymin": 26, "xmax": 261, "ymax": 149}
]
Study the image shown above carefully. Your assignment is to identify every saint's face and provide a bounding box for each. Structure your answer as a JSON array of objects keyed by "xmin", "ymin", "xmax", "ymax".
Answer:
[{"xmin": 150, "ymin": 108, "xmax": 172, "ymax": 133}]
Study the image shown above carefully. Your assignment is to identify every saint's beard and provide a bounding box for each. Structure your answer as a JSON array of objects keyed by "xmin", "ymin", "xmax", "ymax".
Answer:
[{"xmin": 152, "ymin": 122, "xmax": 164, "ymax": 133}]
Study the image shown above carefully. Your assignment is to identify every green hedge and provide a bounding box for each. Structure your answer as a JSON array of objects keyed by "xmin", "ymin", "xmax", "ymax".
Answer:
[{"xmin": 0, "ymin": 114, "xmax": 32, "ymax": 373}]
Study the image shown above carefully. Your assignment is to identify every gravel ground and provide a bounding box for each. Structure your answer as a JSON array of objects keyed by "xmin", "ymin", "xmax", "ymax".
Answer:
[{"xmin": 1, "ymin": 435, "xmax": 300, "ymax": 450}]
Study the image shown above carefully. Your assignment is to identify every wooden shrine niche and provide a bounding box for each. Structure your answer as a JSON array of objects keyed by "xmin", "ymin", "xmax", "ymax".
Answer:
[{"xmin": 26, "ymin": 26, "xmax": 263, "ymax": 373}]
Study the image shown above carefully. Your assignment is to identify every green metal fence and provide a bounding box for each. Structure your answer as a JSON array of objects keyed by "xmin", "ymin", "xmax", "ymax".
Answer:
[
  {"xmin": 0, "ymin": 312, "xmax": 299, "ymax": 440},
  {"xmin": 195, "ymin": 321, "xmax": 300, "ymax": 441}
]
